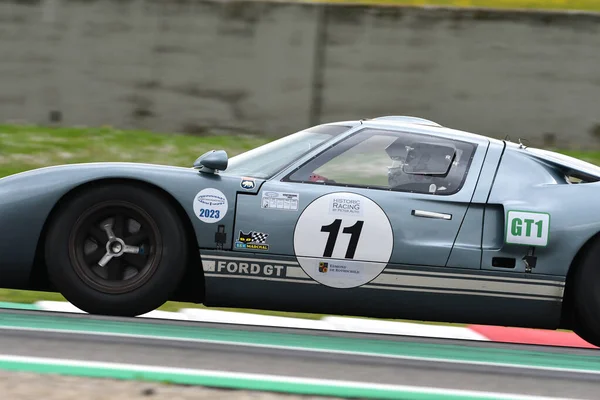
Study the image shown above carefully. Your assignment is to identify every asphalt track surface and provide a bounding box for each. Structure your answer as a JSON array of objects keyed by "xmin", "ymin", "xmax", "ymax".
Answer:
[{"xmin": 0, "ymin": 308, "xmax": 600, "ymax": 399}]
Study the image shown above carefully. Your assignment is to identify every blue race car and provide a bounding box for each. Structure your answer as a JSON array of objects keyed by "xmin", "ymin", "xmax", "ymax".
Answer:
[{"xmin": 1, "ymin": 116, "xmax": 600, "ymax": 345}]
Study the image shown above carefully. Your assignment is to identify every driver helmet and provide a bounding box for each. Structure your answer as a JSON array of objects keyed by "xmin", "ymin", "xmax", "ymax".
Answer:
[{"xmin": 385, "ymin": 139, "xmax": 429, "ymax": 188}]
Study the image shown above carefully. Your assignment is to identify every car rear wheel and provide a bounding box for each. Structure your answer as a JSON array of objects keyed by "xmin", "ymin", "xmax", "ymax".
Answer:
[
  {"xmin": 571, "ymin": 240, "xmax": 600, "ymax": 347},
  {"xmin": 44, "ymin": 183, "xmax": 188, "ymax": 316}
]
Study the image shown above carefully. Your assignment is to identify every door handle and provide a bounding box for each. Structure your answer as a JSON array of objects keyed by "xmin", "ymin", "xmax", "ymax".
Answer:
[{"xmin": 412, "ymin": 210, "xmax": 452, "ymax": 220}]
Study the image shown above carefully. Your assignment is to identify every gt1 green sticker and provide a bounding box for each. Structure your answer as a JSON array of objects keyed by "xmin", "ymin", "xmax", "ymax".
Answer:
[{"xmin": 505, "ymin": 210, "xmax": 550, "ymax": 247}]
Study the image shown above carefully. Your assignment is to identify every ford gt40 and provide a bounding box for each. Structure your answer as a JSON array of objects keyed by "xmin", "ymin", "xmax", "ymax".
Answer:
[{"xmin": 1, "ymin": 116, "xmax": 600, "ymax": 345}]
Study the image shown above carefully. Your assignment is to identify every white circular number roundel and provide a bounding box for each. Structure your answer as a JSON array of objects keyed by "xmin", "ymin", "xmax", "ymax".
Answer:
[
  {"xmin": 293, "ymin": 192, "xmax": 393, "ymax": 289},
  {"xmin": 193, "ymin": 188, "xmax": 228, "ymax": 223}
]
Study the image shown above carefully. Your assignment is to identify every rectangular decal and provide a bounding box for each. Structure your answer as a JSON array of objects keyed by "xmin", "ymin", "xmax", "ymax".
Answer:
[
  {"xmin": 318, "ymin": 261, "xmax": 360, "ymax": 276},
  {"xmin": 261, "ymin": 191, "xmax": 299, "ymax": 211},
  {"xmin": 235, "ymin": 230, "xmax": 270, "ymax": 251},
  {"xmin": 202, "ymin": 259, "xmax": 288, "ymax": 278},
  {"xmin": 505, "ymin": 210, "xmax": 550, "ymax": 247}
]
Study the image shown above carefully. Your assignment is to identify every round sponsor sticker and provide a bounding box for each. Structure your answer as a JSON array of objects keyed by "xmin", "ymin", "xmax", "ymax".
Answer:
[
  {"xmin": 193, "ymin": 188, "xmax": 228, "ymax": 223},
  {"xmin": 293, "ymin": 192, "xmax": 393, "ymax": 289}
]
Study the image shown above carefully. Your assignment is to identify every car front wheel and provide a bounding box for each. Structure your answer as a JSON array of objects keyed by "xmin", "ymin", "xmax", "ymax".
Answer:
[{"xmin": 44, "ymin": 183, "xmax": 188, "ymax": 316}]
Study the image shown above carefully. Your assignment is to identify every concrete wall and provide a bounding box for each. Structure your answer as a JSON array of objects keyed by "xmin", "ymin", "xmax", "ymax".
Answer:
[{"xmin": 1, "ymin": 0, "xmax": 599, "ymax": 148}]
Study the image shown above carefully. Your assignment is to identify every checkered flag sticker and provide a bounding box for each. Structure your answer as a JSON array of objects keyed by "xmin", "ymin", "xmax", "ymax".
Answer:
[{"xmin": 251, "ymin": 232, "xmax": 269, "ymax": 244}]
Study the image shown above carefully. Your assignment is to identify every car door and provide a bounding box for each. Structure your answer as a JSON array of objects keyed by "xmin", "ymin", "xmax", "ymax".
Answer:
[{"xmin": 232, "ymin": 126, "xmax": 489, "ymax": 289}]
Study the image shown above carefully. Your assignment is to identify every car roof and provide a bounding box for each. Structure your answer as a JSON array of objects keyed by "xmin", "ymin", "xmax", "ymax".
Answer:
[{"xmin": 326, "ymin": 116, "xmax": 503, "ymax": 147}]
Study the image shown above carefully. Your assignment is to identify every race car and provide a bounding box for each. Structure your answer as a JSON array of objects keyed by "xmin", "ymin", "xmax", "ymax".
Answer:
[{"xmin": 2, "ymin": 115, "xmax": 600, "ymax": 346}]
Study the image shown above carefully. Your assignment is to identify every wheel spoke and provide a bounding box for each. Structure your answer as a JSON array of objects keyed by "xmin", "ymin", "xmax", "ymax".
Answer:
[
  {"xmin": 84, "ymin": 247, "xmax": 106, "ymax": 264},
  {"xmin": 123, "ymin": 245, "xmax": 140, "ymax": 254},
  {"xmin": 102, "ymin": 223, "xmax": 116, "ymax": 240},
  {"xmin": 124, "ymin": 230, "xmax": 148, "ymax": 246},
  {"xmin": 97, "ymin": 252, "xmax": 113, "ymax": 267},
  {"xmin": 89, "ymin": 225, "xmax": 107, "ymax": 244},
  {"xmin": 113, "ymin": 214, "xmax": 126, "ymax": 238},
  {"xmin": 106, "ymin": 258, "xmax": 124, "ymax": 280},
  {"xmin": 123, "ymin": 253, "xmax": 147, "ymax": 270}
]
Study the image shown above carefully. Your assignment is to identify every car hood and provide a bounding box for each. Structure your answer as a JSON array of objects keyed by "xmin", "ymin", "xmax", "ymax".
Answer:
[
  {"xmin": 0, "ymin": 162, "xmax": 194, "ymax": 184},
  {"xmin": 0, "ymin": 161, "xmax": 266, "ymax": 197}
]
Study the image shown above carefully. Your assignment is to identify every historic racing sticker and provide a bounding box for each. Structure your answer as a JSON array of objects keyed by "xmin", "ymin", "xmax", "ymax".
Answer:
[
  {"xmin": 329, "ymin": 196, "xmax": 363, "ymax": 217},
  {"xmin": 235, "ymin": 230, "xmax": 270, "ymax": 251},
  {"xmin": 193, "ymin": 188, "xmax": 228, "ymax": 223},
  {"xmin": 293, "ymin": 192, "xmax": 393, "ymax": 289},
  {"xmin": 505, "ymin": 210, "xmax": 550, "ymax": 247},
  {"xmin": 261, "ymin": 191, "xmax": 299, "ymax": 211}
]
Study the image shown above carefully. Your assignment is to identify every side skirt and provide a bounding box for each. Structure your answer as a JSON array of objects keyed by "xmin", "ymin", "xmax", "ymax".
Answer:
[{"xmin": 199, "ymin": 250, "xmax": 564, "ymax": 329}]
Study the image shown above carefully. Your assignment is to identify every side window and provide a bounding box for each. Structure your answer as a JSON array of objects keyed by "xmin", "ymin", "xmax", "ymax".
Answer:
[{"xmin": 285, "ymin": 128, "xmax": 476, "ymax": 195}]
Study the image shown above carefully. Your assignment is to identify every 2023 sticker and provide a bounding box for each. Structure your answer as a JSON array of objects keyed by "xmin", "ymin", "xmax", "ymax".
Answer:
[{"xmin": 193, "ymin": 188, "xmax": 228, "ymax": 223}]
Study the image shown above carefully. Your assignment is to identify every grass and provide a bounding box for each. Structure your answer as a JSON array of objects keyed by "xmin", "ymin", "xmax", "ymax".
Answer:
[
  {"xmin": 561, "ymin": 150, "xmax": 600, "ymax": 166},
  {"xmin": 0, "ymin": 125, "xmax": 268, "ymax": 178},
  {"xmin": 309, "ymin": 0, "xmax": 600, "ymax": 12},
  {"xmin": 0, "ymin": 124, "xmax": 598, "ymax": 327}
]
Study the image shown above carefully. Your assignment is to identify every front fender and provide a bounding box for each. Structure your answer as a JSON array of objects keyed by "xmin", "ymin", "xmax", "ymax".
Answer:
[{"xmin": 0, "ymin": 162, "xmax": 248, "ymax": 286}]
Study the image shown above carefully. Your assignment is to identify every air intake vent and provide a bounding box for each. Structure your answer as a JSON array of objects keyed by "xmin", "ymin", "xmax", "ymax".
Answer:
[{"xmin": 492, "ymin": 257, "xmax": 516, "ymax": 269}]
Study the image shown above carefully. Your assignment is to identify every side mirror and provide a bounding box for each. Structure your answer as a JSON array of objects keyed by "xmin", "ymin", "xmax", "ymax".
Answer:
[{"xmin": 193, "ymin": 150, "xmax": 228, "ymax": 174}]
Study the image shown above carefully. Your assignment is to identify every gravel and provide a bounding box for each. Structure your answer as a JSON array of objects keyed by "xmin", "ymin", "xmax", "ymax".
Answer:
[{"xmin": 0, "ymin": 370, "xmax": 337, "ymax": 400}]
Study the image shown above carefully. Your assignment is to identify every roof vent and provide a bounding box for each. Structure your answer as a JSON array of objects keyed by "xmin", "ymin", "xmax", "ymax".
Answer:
[{"xmin": 371, "ymin": 116, "xmax": 442, "ymax": 127}]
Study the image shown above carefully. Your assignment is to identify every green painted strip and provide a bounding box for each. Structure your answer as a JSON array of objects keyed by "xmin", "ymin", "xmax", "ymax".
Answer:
[
  {"xmin": 0, "ymin": 355, "xmax": 560, "ymax": 400},
  {"xmin": 0, "ymin": 302, "xmax": 40, "ymax": 311},
  {"xmin": 0, "ymin": 311, "xmax": 599, "ymax": 373}
]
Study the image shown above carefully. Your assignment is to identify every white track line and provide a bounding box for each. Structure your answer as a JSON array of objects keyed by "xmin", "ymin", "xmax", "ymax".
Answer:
[
  {"xmin": 0, "ymin": 354, "xmax": 583, "ymax": 400},
  {"xmin": 34, "ymin": 300, "xmax": 487, "ymax": 341}
]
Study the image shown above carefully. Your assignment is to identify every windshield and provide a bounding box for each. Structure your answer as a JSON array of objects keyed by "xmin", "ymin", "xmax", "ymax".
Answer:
[{"xmin": 222, "ymin": 124, "xmax": 353, "ymax": 178}]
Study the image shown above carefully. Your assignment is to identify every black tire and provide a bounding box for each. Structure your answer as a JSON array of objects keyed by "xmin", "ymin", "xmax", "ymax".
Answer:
[
  {"xmin": 571, "ymin": 240, "xmax": 600, "ymax": 347},
  {"xmin": 44, "ymin": 183, "xmax": 188, "ymax": 316}
]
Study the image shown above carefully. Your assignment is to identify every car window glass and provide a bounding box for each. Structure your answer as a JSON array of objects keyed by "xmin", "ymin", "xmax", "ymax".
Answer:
[
  {"xmin": 312, "ymin": 135, "xmax": 397, "ymax": 188},
  {"xmin": 222, "ymin": 124, "xmax": 352, "ymax": 179},
  {"xmin": 286, "ymin": 128, "xmax": 476, "ymax": 196}
]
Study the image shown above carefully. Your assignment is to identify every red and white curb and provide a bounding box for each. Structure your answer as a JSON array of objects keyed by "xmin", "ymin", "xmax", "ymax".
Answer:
[{"xmin": 25, "ymin": 301, "xmax": 597, "ymax": 348}]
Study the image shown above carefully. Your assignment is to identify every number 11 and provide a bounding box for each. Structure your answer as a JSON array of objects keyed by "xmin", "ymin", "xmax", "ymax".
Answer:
[{"xmin": 320, "ymin": 219, "xmax": 364, "ymax": 259}]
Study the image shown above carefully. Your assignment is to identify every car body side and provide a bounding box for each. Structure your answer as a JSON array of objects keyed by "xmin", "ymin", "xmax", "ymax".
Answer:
[{"xmin": 0, "ymin": 120, "xmax": 599, "ymax": 330}]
